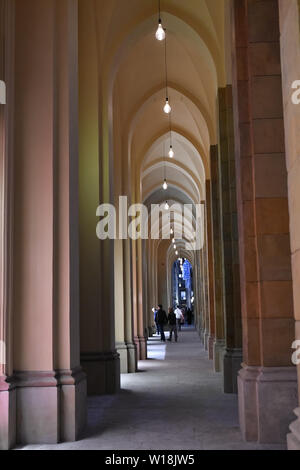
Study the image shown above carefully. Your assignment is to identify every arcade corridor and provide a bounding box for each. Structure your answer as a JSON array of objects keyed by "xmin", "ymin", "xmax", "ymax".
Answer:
[
  {"xmin": 1, "ymin": 0, "xmax": 300, "ymax": 451},
  {"xmin": 18, "ymin": 330, "xmax": 284, "ymax": 451}
]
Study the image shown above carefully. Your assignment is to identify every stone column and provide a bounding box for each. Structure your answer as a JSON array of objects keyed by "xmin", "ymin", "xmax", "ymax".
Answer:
[
  {"xmin": 193, "ymin": 261, "xmax": 199, "ymax": 332},
  {"xmin": 12, "ymin": 0, "xmax": 86, "ymax": 445},
  {"xmin": 278, "ymin": 0, "xmax": 300, "ymax": 449},
  {"xmin": 203, "ymin": 213, "xmax": 211, "ymax": 351},
  {"xmin": 113, "ymin": 108, "xmax": 137, "ymax": 372},
  {"xmin": 114, "ymin": 238, "xmax": 127, "ymax": 372},
  {"xmin": 200, "ymin": 248, "xmax": 207, "ymax": 344},
  {"xmin": 146, "ymin": 239, "xmax": 155, "ymax": 336},
  {"xmin": 206, "ymin": 181, "xmax": 216, "ymax": 360},
  {"xmin": 115, "ymin": 237, "xmax": 137, "ymax": 373},
  {"xmin": 123, "ymin": 238, "xmax": 138, "ymax": 372},
  {"xmin": 78, "ymin": 0, "xmax": 119, "ymax": 394},
  {"xmin": 0, "ymin": 0, "xmax": 16, "ymax": 450},
  {"xmin": 195, "ymin": 254, "xmax": 204, "ymax": 339},
  {"xmin": 54, "ymin": 0, "xmax": 87, "ymax": 441},
  {"xmin": 232, "ymin": 0, "xmax": 298, "ymax": 443},
  {"xmin": 219, "ymin": 87, "xmax": 243, "ymax": 394},
  {"xmin": 210, "ymin": 146, "xmax": 226, "ymax": 372},
  {"xmin": 132, "ymin": 237, "xmax": 147, "ymax": 361}
]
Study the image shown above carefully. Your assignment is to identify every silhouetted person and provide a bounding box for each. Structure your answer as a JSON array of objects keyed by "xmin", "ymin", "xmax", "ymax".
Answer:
[
  {"xmin": 167, "ymin": 307, "xmax": 178, "ymax": 342},
  {"xmin": 156, "ymin": 304, "xmax": 167, "ymax": 342},
  {"xmin": 187, "ymin": 308, "xmax": 192, "ymax": 325},
  {"xmin": 153, "ymin": 308, "xmax": 159, "ymax": 335}
]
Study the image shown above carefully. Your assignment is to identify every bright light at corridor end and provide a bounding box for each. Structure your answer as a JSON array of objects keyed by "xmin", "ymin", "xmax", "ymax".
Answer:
[{"xmin": 155, "ymin": 20, "xmax": 165, "ymax": 41}]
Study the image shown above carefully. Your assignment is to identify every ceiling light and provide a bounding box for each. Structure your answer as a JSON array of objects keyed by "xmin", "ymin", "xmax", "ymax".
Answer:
[
  {"xmin": 164, "ymin": 98, "xmax": 171, "ymax": 114},
  {"xmin": 155, "ymin": 20, "xmax": 165, "ymax": 41},
  {"xmin": 168, "ymin": 145, "xmax": 174, "ymax": 158}
]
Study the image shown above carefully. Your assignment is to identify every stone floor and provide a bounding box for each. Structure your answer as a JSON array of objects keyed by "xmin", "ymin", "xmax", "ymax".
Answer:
[{"xmin": 18, "ymin": 328, "xmax": 285, "ymax": 450}]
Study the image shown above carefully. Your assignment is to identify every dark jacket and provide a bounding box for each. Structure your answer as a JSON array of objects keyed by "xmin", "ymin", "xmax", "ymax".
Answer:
[
  {"xmin": 168, "ymin": 312, "xmax": 176, "ymax": 326},
  {"xmin": 156, "ymin": 308, "xmax": 168, "ymax": 325}
]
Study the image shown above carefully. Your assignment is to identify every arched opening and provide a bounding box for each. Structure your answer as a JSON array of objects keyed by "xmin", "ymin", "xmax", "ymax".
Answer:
[{"xmin": 171, "ymin": 258, "xmax": 194, "ymax": 319}]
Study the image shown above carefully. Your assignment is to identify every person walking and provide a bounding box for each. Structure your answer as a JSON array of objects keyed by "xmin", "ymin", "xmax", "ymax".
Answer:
[
  {"xmin": 187, "ymin": 307, "xmax": 192, "ymax": 325},
  {"xmin": 167, "ymin": 307, "xmax": 178, "ymax": 342},
  {"xmin": 153, "ymin": 307, "xmax": 159, "ymax": 335},
  {"xmin": 175, "ymin": 305, "xmax": 184, "ymax": 332},
  {"xmin": 156, "ymin": 305, "xmax": 168, "ymax": 342}
]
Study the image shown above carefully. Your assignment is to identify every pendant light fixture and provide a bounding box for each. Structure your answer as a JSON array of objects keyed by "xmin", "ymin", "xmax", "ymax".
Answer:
[
  {"xmin": 164, "ymin": 201, "xmax": 170, "ymax": 211},
  {"xmin": 155, "ymin": 0, "xmax": 165, "ymax": 41},
  {"xmin": 162, "ymin": 141, "xmax": 168, "ymax": 190},
  {"xmin": 163, "ymin": 28, "xmax": 171, "ymax": 114},
  {"xmin": 168, "ymin": 111, "xmax": 174, "ymax": 158},
  {"xmin": 164, "ymin": 98, "xmax": 171, "ymax": 114}
]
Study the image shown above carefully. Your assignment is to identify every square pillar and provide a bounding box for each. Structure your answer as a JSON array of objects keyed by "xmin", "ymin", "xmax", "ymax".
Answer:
[
  {"xmin": 12, "ymin": 0, "xmax": 86, "ymax": 444},
  {"xmin": 210, "ymin": 146, "xmax": 226, "ymax": 372},
  {"xmin": 232, "ymin": 0, "xmax": 298, "ymax": 443}
]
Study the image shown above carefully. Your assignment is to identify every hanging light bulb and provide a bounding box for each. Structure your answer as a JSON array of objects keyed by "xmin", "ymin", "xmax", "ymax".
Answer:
[
  {"xmin": 170, "ymin": 227, "xmax": 174, "ymax": 235},
  {"xmin": 174, "ymin": 245, "xmax": 177, "ymax": 250},
  {"xmin": 163, "ymin": 178, "xmax": 168, "ymax": 190},
  {"xmin": 172, "ymin": 238, "xmax": 175, "ymax": 244},
  {"xmin": 164, "ymin": 98, "xmax": 171, "ymax": 114},
  {"xmin": 168, "ymin": 145, "xmax": 174, "ymax": 158},
  {"xmin": 155, "ymin": 20, "xmax": 165, "ymax": 41},
  {"xmin": 175, "ymin": 251, "xmax": 178, "ymax": 255},
  {"xmin": 164, "ymin": 201, "xmax": 169, "ymax": 211}
]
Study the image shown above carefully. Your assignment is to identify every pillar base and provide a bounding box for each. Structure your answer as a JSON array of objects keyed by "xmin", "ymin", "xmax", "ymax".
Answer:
[
  {"xmin": 147, "ymin": 326, "xmax": 155, "ymax": 338},
  {"xmin": 287, "ymin": 408, "xmax": 300, "ymax": 450},
  {"xmin": 56, "ymin": 367, "xmax": 87, "ymax": 442},
  {"xmin": 204, "ymin": 330, "xmax": 209, "ymax": 351},
  {"xmin": 238, "ymin": 364, "xmax": 298, "ymax": 444},
  {"xmin": 208, "ymin": 335, "xmax": 215, "ymax": 360},
  {"xmin": 198, "ymin": 327, "xmax": 204, "ymax": 344},
  {"xmin": 116, "ymin": 342, "xmax": 137, "ymax": 374},
  {"xmin": 0, "ymin": 376, "xmax": 16, "ymax": 450},
  {"xmin": 14, "ymin": 371, "xmax": 60, "ymax": 445},
  {"xmin": 134, "ymin": 336, "xmax": 147, "ymax": 361},
  {"xmin": 81, "ymin": 351, "xmax": 120, "ymax": 396},
  {"xmin": 213, "ymin": 339, "xmax": 226, "ymax": 372},
  {"xmin": 223, "ymin": 348, "xmax": 243, "ymax": 394}
]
